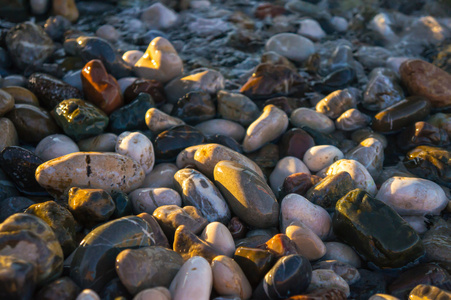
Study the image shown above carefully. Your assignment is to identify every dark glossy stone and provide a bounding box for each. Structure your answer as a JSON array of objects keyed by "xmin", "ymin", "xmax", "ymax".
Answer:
[
  {"xmin": 254, "ymin": 254, "xmax": 312, "ymax": 300},
  {"xmin": 236, "ymin": 235, "xmax": 272, "ymax": 249},
  {"xmin": 260, "ymin": 233, "xmax": 299, "ymax": 258},
  {"xmin": 388, "ymin": 263, "xmax": 451, "ymax": 299},
  {"xmin": 0, "ymin": 196, "xmax": 34, "ymax": 222},
  {"xmin": 240, "ymin": 63, "xmax": 308, "ymax": 100},
  {"xmin": 5, "ymin": 22, "xmax": 55, "ymax": 70},
  {"xmin": 109, "ymin": 93, "xmax": 155, "ymax": 134},
  {"xmin": 70, "ymin": 216, "xmax": 156, "ymax": 292},
  {"xmin": 152, "ymin": 205, "xmax": 208, "ymax": 242},
  {"xmin": 68, "ymin": 187, "xmax": 115, "ymax": 229},
  {"xmin": 206, "ymin": 134, "xmax": 242, "ymax": 153},
  {"xmin": 136, "ymin": 212, "xmax": 170, "ymax": 248},
  {"xmin": 1, "ymin": 86, "xmax": 39, "ymax": 106},
  {"xmin": 28, "ymin": 73, "xmax": 82, "ymax": 110},
  {"xmin": 362, "ymin": 68, "xmax": 404, "ymax": 111},
  {"xmin": 234, "ymin": 246, "xmax": 275, "ymax": 287},
  {"xmin": 349, "ymin": 269, "xmax": 386, "ymax": 300},
  {"xmin": 100, "ymin": 278, "xmax": 131, "ymax": 300},
  {"xmin": 0, "ymin": 255, "xmax": 37, "ymax": 300},
  {"xmin": 403, "ymin": 146, "xmax": 451, "ymax": 188},
  {"xmin": 110, "ymin": 190, "xmax": 133, "ymax": 219},
  {"xmin": 123, "ymin": 78, "xmax": 166, "ymax": 105},
  {"xmin": 246, "ymin": 143, "xmax": 279, "ymax": 178},
  {"xmin": 372, "ymin": 96, "xmax": 431, "ymax": 133},
  {"xmin": 305, "ymin": 172, "xmax": 356, "ymax": 212},
  {"xmin": 0, "ymin": 170, "xmax": 20, "ymax": 202},
  {"xmin": 333, "ymin": 189, "xmax": 425, "ymax": 269},
  {"xmin": 44, "ymin": 16, "xmax": 72, "ymax": 41},
  {"xmin": 171, "ymin": 91, "xmax": 216, "ymax": 125},
  {"xmin": 51, "ymin": 98, "xmax": 109, "ymax": 141},
  {"xmin": 214, "ymin": 160, "xmax": 279, "ymax": 228},
  {"xmin": 35, "ymin": 276, "xmax": 80, "ymax": 300},
  {"xmin": 227, "ymin": 216, "xmax": 248, "ymax": 239},
  {"xmin": 0, "ymin": 146, "xmax": 48, "ymax": 196},
  {"xmin": 264, "ymin": 96, "xmax": 308, "ymax": 116},
  {"xmin": 316, "ymin": 89, "xmax": 356, "ymax": 119},
  {"xmin": 173, "ymin": 225, "xmax": 222, "ymax": 263},
  {"xmin": 408, "ymin": 284, "xmax": 451, "ymax": 300},
  {"xmin": 5, "ymin": 104, "xmax": 61, "ymax": 143},
  {"xmin": 299, "ymin": 125, "xmax": 340, "ymax": 146},
  {"xmin": 279, "ymin": 128, "xmax": 315, "ymax": 160},
  {"xmin": 280, "ymin": 172, "xmax": 322, "ymax": 199},
  {"xmin": 116, "ymin": 246, "xmax": 184, "ymax": 294},
  {"xmin": 315, "ymin": 67, "xmax": 356, "ymax": 94},
  {"xmin": 25, "ymin": 201, "xmax": 77, "ymax": 257},
  {"xmin": 397, "ymin": 121, "xmax": 450, "ymax": 151},
  {"xmin": 154, "ymin": 125, "xmax": 206, "ymax": 161}
]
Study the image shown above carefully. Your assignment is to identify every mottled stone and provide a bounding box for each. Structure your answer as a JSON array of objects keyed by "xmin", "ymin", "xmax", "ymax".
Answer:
[
  {"xmin": 336, "ymin": 108, "xmax": 371, "ymax": 131},
  {"xmin": 217, "ymin": 90, "xmax": 260, "ymax": 127},
  {"xmin": 0, "ymin": 255, "xmax": 37, "ymax": 300},
  {"xmin": 345, "ymin": 137, "xmax": 384, "ymax": 179},
  {"xmin": 35, "ymin": 276, "xmax": 80, "ymax": 300},
  {"xmin": 173, "ymin": 225, "xmax": 221, "ymax": 263},
  {"xmin": 326, "ymin": 159, "xmax": 376, "ymax": 196},
  {"xmin": 316, "ymin": 89, "xmax": 356, "ymax": 119},
  {"xmin": 409, "ymin": 284, "xmax": 451, "ymax": 300},
  {"xmin": 398, "ymin": 121, "xmax": 450, "ymax": 151},
  {"xmin": 123, "ymin": 78, "xmax": 165, "ymax": 105},
  {"xmin": 153, "ymin": 205, "xmax": 208, "ymax": 239},
  {"xmin": 35, "ymin": 134, "xmax": 79, "ymax": 162},
  {"xmin": 129, "ymin": 187, "xmax": 181, "ymax": 215},
  {"xmin": 313, "ymin": 260, "xmax": 360, "ymax": 285},
  {"xmin": 116, "ymin": 131, "xmax": 155, "ymax": 174},
  {"xmin": 307, "ymin": 270, "xmax": 350, "ymax": 297},
  {"xmin": 171, "ymin": 90, "xmax": 215, "ymax": 125}
]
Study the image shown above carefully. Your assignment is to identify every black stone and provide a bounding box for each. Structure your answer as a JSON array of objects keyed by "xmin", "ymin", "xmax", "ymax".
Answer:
[{"xmin": 154, "ymin": 125, "xmax": 206, "ymax": 161}]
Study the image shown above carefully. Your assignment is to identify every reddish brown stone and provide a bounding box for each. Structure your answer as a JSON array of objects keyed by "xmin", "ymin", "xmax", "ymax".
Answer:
[
  {"xmin": 255, "ymin": 3, "xmax": 286, "ymax": 19},
  {"xmin": 260, "ymin": 233, "xmax": 299, "ymax": 258},
  {"xmin": 279, "ymin": 128, "xmax": 315, "ymax": 159},
  {"xmin": 400, "ymin": 59, "xmax": 451, "ymax": 108},
  {"xmin": 81, "ymin": 59, "xmax": 123, "ymax": 115},
  {"xmin": 280, "ymin": 172, "xmax": 322, "ymax": 198},
  {"xmin": 123, "ymin": 78, "xmax": 166, "ymax": 105},
  {"xmin": 227, "ymin": 216, "xmax": 247, "ymax": 239}
]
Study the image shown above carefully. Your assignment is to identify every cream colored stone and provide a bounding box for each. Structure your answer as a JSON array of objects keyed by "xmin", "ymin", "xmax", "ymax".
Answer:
[
  {"xmin": 211, "ymin": 255, "xmax": 252, "ymax": 300},
  {"xmin": 286, "ymin": 221, "xmax": 326, "ymax": 261},
  {"xmin": 326, "ymin": 159, "xmax": 377, "ymax": 195},
  {"xmin": 201, "ymin": 222, "xmax": 235, "ymax": 257},
  {"xmin": 53, "ymin": 0, "xmax": 79, "ymax": 22},
  {"xmin": 307, "ymin": 269, "xmax": 350, "ymax": 297},
  {"xmin": 140, "ymin": 163, "xmax": 178, "ymax": 189},
  {"xmin": 346, "ymin": 137, "xmax": 384, "ymax": 179},
  {"xmin": 291, "ymin": 107, "xmax": 335, "ymax": 134},
  {"xmin": 35, "ymin": 134, "xmax": 79, "ymax": 162},
  {"xmin": 195, "ymin": 119, "xmax": 245, "ymax": 142},
  {"xmin": 324, "ymin": 242, "xmax": 361, "ymax": 268},
  {"xmin": 133, "ymin": 287, "xmax": 171, "ymax": 300},
  {"xmin": 122, "ymin": 50, "xmax": 144, "ymax": 67},
  {"xmin": 76, "ymin": 289, "xmax": 100, "ymax": 300},
  {"xmin": 145, "ymin": 108, "xmax": 185, "ymax": 134},
  {"xmin": 116, "ymin": 131, "xmax": 155, "ymax": 174},
  {"xmin": 303, "ymin": 145, "xmax": 344, "ymax": 173}
]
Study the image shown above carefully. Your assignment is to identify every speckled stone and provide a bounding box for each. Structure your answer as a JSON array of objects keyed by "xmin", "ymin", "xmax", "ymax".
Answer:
[
  {"xmin": 129, "ymin": 187, "xmax": 182, "ymax": 215},
  {"xmin": 116, "ymin": 131, "xmax": 155, "ymax": 174}
]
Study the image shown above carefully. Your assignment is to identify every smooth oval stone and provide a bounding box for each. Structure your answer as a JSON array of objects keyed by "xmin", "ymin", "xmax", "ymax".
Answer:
[
  {"xmin": 134, "ymin": 37, "xmax": 183, "ymax": 83},
  {"xmin": 1, "ymin": 86, "xmax": 39, "ymax": 106},
  {"xmin": 171, "ymin": 91, "xmax": 216, "ymax": 125},
  {"xmin": 307, "ymin": 270, "xmax": 350, "ymax": 297},
  {"xmin": 279, "ymin": 128, "xmax": 315, "ymax": 160},
  {"xmin": 123, "ymin": 78, "xmax": 165, "ymax": 105},
  {"xmin": 201, "ymin": 222, "xmax": 235, "ymax": 257},
  {"xmin": 51, "ymin": 99, "xmax": 109, "ymax": 141},
  {"xmin": 0, "ymin": 255, "xmax": 37, "ymax": 300},
  {"xmin": 376, "ymin": 177, "xmax": 448, "ymax": 216},
  {"xmin": 214, "ymin": 161, "xmax": 279, "ymax": 228},
  {"xmin": 333, "ymin": 189, "xmax": 425, "ymax": 269},
  {"xmin": 233, "ymin": 247, "xmax": 275, "ymax": 287},
  {"xmin": 129, "ymin": 187, "xmax": 181, "ymax": 215},
  {"xmin": 217, "ymin": 90, "xmax": 260, "ymax": 127},
  {"xmin": 173, "ymin": 168, "xmax": 230, "ymax": 224},
  {"xmin": 315, "ymin": 89, "xmax": 356, "ymax": 119},
  {"xmin": 305, "ymin": 171, "xmax": 356, "ymax": 211},
  {"xmin": 0, "ymin": 213, "xmax": 63, "ymax": 285},
  {"xmin": 403, "ymin": 146, "xmax": 451, "ymax": 188},
  {"xmin": 336, "ymin": 109, "xmax": 371, "ymax": 131},
  {"xmin": 173, "ymin": 225, "xmax": 222, "ymax": 263},
  {"xmin": 194, "ymin": 143, "xmax": 264, "ymax": 179},
  {"xmin": 0, "ymin": 146, "xmax": 48, "ymax": 196},
  {"xmin": 81, "ymin": 59, "xmax": 123, "ymax": 115},
  {"xmin": 195, "ymin": 119, "xmax": 245, "ymax": 142},
  {"xmin": 0, "ymin": 196, "xmax": 34, "ymax": 222},
  {"xmin": 0, "ymin": 89, "xmax": 14, "ymax": 116},
  {"xmin": 25, "ymin": 200, "xmax": 77, "ymax": 257},
  {"xmin": 372, "ymin": 96, "xmax": 431, "ymax": 133},
  {"xmin": 286, "ymin": 222, "xmax": 327, "ymax": 261},
  {"xmin": 78, "ymin": 133, "xmax": 117, "ymax": 152},
  {"xmin": 281, "ymin": 193, "xmax": 331, "ymax": 239},
  {"xmin": 35, "ymin": 134, "xmax": 79, "ymax": 161},
  {"xmin": 323, "ymin": 242, "xmax": 361, "ymax": 269},
  {"xmin": 169, "ymin": 256, "xmax": 212, "ymax": 300},
  {"xmin": 36, "ymin": 152, "xmax": 145, "ymax": 198},
  {"xmin": 409, "ymin": 284, "xmax": 451, "ymax": 300},
  {"xmin": 243, "ymin": 104, "xmax": 288, "ymax": 153},
  {"xmin": 298, "ymin": 18, "xmax": 326, "ymax": 40},
  {"xmin": 345, "ymin": 138, "xmax": 384, "ymax": 179},
  {"xmin": 28, "ymin": 73, "xmax": 82, "ymax": 110},
  {"xmin": 269, "ymin": 156, "xmax": 311, "ymax": 194},
  {"xmin": 211, "ymin": 255, "xmax": 252, "ymax": 300},
  {"xmin": 153, "ymin": 205, "xmax": 208, "ymax": 239},
  {"xmin": 363, "ymin": 68, "xmax": 404, "ymax": 111},
  {"xmin": 154, "ymin": 125, "xmax": 205, "ymax": 161},
  {"xmin": 6, "ymin": 104, "xmax": 61, "ymax": 143},
  {"xmin": 145, "ymin": 107, "xmax": 185, "ymax": 134},
  {"xmin": 109, "ymin": 93, "xmax": 155, "ymax": 134},
  {"xmin": 141, "ymin": 163, "xmax": 178, "ymax": 189},
  {"xmin": 291, "ymin": 108, "xmax": 335, "ymax": 134},
  {"xmin": 400, "ymin": 59, "xmax": 451, "ymax": 108},
  {"xmin": 303, "ymin": 145, "xmax": 344, "ymax": 173},
  {"xmin": 116, "ymin": 246, "xmax": 184, "ymax": 295},
  {"xmin": 265, "ymin": 33, "xmax": 315, "ymax": 62},
  {"xmin": 326, "ymin": 159, "xmax": 376, "ymax": 196},
  {"xmin": 116, "ymin": 131, "xmax": 155, "ymax": 175},
  {"xmin": 35, "ymin": 276, "xmax": 80, "ymax": 300},
  {"xmin": 397, "ymin": 121, "xmax": 450, "ymax": 151},
  {"xmin": 0, "ymin": 118, "xmax": 19, "ymax": 151},
  {"xmin": 1, "ymin": 75, "xmax": 28, "ymax": 88},
  {"xmin": 68, "ymin": 187, "xmax": 115, "ymax": 228},
  {"xmin": 313, "ymin": 260, "xmax": 360, "ymax": 285},
  {"xmin": 122, "ymin": 50, "xmax": 144, "ymax": 67},
  {"xmin": 254, "ymin": 254, "xmax": 313, "ymax": 300},
  {"xmin": 70, "ymin": 216, "xmax": 156, "ymax": 291}
]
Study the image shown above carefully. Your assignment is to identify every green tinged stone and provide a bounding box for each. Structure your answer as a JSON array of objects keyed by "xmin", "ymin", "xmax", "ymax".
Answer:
[
  {"xmin": 51, "ymin": 99, "xmax": 108, "ymax": 141},
  {"xmin": 333, "ymin": 189, "xmax": 425, "ymax": 269}
]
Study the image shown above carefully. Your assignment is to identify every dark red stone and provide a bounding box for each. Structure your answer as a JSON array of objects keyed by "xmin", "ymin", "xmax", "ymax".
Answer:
[
  {"xmin": 123, "ymin": 78, "xmax": 166, "ymax": 105},
  {"xmin": 279, "ymin": 128, "xmax": 315, "ymax": 160}
]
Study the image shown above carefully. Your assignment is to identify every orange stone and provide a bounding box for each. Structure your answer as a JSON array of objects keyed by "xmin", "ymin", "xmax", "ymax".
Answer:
[
  {"xmin": 261, "ymin": 233, "xmax": 299, "ymax": 258},
  {"xmin": 81, "ymin": 59, "xmax": 124, "ymax": 115},
  {"xmin": 400, "ymin": 59, "xmax": 451, "ymax": 108}
]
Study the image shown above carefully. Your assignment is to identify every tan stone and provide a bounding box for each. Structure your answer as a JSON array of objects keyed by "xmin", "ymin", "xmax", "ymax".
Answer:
[
  {"xmin": 286, "ymin": 221, "xmax": 326, "ymax": 261},
  {"xmin": 0, "ymin": 118, "xmax": 19, "ymax": 151},
  {"xmin": 53, "ymin": 0, "xmax": 79, "ymax": 22},
  {"xmin": 0, "ymin": 89, "xmax": 14, "ymax": 116},
  {"xmin": 211, "ymin": 255, "xmax": 252, "ymax": 300}
]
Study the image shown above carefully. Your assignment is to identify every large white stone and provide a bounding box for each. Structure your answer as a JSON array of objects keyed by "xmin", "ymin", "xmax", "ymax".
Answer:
[
  {"xmin": 116, "ymin": 131, "xmax": 155, "ymax": 174},
  {"xmin": 326, "ymin": 159, "xmax": 377, "ymax": 195},
  {"xmin": 303, "ymin": 145, "xmax": 344, "ymax": 173}
]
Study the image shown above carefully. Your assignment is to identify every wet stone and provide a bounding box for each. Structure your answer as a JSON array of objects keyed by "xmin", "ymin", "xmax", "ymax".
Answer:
[
  {"xmin": 0, "ymin": 89, "xmax": 14, "ymax": 116},
  {"xmin": 77, "ymin": 133, "xmax": 117, "ymax": 152},
  {"xmin": 1, "ymin": 86, "xmax": 39, "ymax": 107},
  {"xmin": 154, "ymin": 125, "xmax": 206, "ymax": 161},
  {"xmin": 246, "ymin": 143, "xmax": 279, "ymax": 178},
  {"xmin": 0, "ymin": 255, "xmax": 37, "ymax": 300},
  {"xmin": 227, "ymin": 216, "xmax": 247, "ymax": 240},
  {"xmin": 422, "ymin": 218, "xmax": 451, "ymax": 264},
  {"xmin": 336, "ymin": 109, "xmax": 371, "ymax": 131},
  {"xmin": 129, "ymin": 187, "xmax": 181, "ymax": 215},
  {"xmin": 99, "ymin": 277, "xmax": 131, "ymax": 300},
  {"xmin": 312, "ymin": 260, "xmax": 360, "ymax": 285},
  {"xmin": 201, "ymin": 222, "xmax": 235, "ymax": 257},
  {"xmin": 145, "ymin": 107, "xmax": 185, "ymax": 134},
  {"xmin": 171, "ymin": 90, "xmax": 216, "ymax": 125},
  {"xmin": 345, "ymin": 137, "xmax": 384, "ymax": 179},
  {"xmin": 362, "ymin": 68, "xmax": 404, "ymax": 111},
  {"xmin": 0, "ymin": 118, "xmax": 19, "ymax": 151},
  {"xmin": 51, "ymin": 99, "xmax": 109, "ymax": 141},
  {"xmin": 141, "ymin": 163, "xmax": 178, "ymax": 189},
  {"xmin": 211, "ymin": 255, "xmax": 252, "ymax": 300},
  {"xmin": 269, "ymin": 156, "xmax": 311, "ymax": 195},
  {"xmin": 260, "ymin": 233, "xmax": 299, "ymax": 259},
  {"xmin": 280, "ymin": 172, "xmax": 322, "ymax": 199},
  {"xmin": 397, "ymin": 121, "xmax": 450, "ymax": 151},
  {"xmin": 285, "ymin": 221, "xmax": 327, "ymax": 261},
  {"xmin": 116, "ymin": 131, "xmax": 155, "ymax": 175},
  {"xmin": 307, "ymin": 270, "xmax": 350, "ymax": 297},
  {"xmin": 233, "ymin": 247, "xmax": 275, "ymax": 287},
  {"xmin": 217, "ymin": 90, "xmax": 260, "ymax": 127},
  {"xmin": 291, "ymin": 108, "xmax": 335, "ymax": 134},
  {"xmin": 286, "ymin": 288, "xmax": 347, "ymax": 300},
  {"xmin": 316, "ymin": 89, "xmax": 356, "ymax": 119},
  {"xmin": 0, "ymin": 196, "xmax": 34, "ymax": 222},
  {"xmin": 350, "ymin": 269, "xmax": 387, "ymax": 300},
  {"xmin": 28, "ymin": 73, "xmax": 82, "ymax": 110},
  {"xmin": 109, "ymin": 191, "xmax": 133, "ymax": 219},
  {"xmin": 408, "ymin": 284, "xmax": 451, "ymax": 300},
  {"xmin": 123, "ymin": 78, "xmax": 166, "ymax": 106},
  {"xmin": 35, "ymin": 276, "xmax": 80, "ymax": 300}
]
